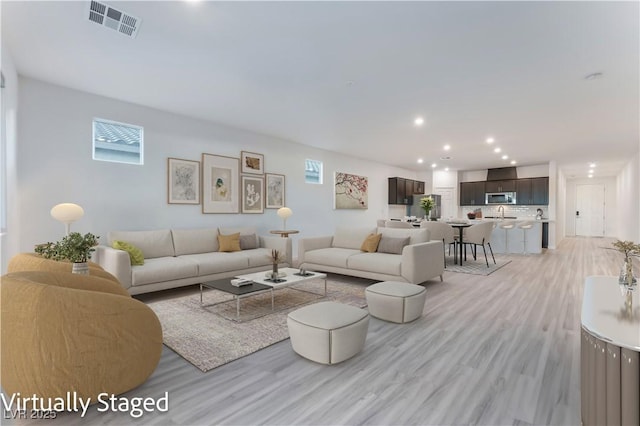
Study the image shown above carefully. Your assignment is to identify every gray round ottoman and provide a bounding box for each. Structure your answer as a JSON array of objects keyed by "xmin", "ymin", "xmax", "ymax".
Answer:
[
  {"xmin": 287, "ymin": 301, "xmax": 369, "ymax": 365},
  {"xmin": 365, "ymin": 281, "xmax": 426, "ymax": 323}
]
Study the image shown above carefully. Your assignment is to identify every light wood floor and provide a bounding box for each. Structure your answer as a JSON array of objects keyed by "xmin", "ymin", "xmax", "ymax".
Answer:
[{"xmin": 7, "ymin": 237, "xmax": 623, "ymax": 425}]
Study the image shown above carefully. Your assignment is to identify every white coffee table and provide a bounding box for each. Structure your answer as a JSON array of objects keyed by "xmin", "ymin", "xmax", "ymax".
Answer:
[
  {"xmin": 200, "ymin": 268, "xmax": 327, "ymax": 322},
  {"xmin": 236, "ymin": 267, "xmax": 327, "ymax": 295}
]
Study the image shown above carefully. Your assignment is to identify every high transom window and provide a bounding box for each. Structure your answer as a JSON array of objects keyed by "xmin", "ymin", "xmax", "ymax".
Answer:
[
  {"xmin": 92, "ymin": 118, "xmax": 143, "ymax": 165},
  {"xmin": 305, "ymin": 159, "xmax": 323, "ymax": 184}
]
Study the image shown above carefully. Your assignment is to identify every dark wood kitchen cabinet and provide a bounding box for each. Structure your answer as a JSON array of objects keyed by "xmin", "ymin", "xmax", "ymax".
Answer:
[
  {"xmin": 516, "ymin": 179, "xmax": 533, "ymax": 205},
  {"xmin": 485, "ymin": 179, "xmax": 516, "ymax": 193},
  {"xmin": 459, "ymin": 181, "xmax": 486, "ymax": 206},
  {"xmin": 414, "ymin": 180, "xmax": 425, "ymax": 194},
  {"xmin": 531, "ymin": 177, "xmax": 549, "ymax": 205},
  {"xmin": 388, "ymin": 177, "xmax": 425, "ymax": 205},
  {"xmin": 515, "ymin": 177, "xmax": 549, "ymax": 205}
]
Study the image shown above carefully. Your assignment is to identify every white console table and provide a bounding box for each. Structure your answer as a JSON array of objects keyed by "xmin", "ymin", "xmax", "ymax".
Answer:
[{"xmin": 581, "ymin": 276, "xmax": 640, "ymax": 426}]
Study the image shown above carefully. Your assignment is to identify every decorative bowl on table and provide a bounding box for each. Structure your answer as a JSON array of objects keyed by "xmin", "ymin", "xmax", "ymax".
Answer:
[{"xmin": 467, "ymin": 213, "xmax": 476, "ymax": 219}]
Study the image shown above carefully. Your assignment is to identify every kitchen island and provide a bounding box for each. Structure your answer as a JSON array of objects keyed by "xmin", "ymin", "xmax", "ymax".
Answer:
[{"xmin": 470, "ymin": 218, "xmax": 551, "ymax": 254}]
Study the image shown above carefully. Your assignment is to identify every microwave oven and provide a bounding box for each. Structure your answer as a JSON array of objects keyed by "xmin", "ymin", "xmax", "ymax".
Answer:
[{"xmin": 485, "ymin": 192, "xmax": 517, "ymax": 205}]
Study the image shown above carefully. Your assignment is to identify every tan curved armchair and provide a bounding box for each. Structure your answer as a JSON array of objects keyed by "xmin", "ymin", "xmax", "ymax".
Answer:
[
  {"xmin": 1, "ymin": 259, "xmax": 163, "ymax": 404},
  {"xmin": 8, "ymin": 252, "xmax": 118, "ymax": 282}
]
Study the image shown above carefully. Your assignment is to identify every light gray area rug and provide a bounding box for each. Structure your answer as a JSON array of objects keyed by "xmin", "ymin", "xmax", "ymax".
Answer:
[
  {"xmin": 146, "ymin": 278, "xmax": 368, "ymax": 372},
  {"xmin": 445, "ymin": 256, "xmax": 511, "ymax": 275}
]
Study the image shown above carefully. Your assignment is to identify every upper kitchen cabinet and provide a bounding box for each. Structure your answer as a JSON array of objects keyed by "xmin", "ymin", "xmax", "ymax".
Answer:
[
  {"xmin": 485, "ymin": 179, "xmax": 516, "ymax": 193},
  {"xmin": 460, "ymin": 181, "xmax": 486, "ymax": 206},
  {"xmin": 388, "ymin": 177, "xmax": 425, "ymax": 205},
  {"xmin": 515, "ymin": 177, "xmax": 549, "ymax": 205},
  {"xmin": 413, "ymin": 180, "xmax": 425, "ymax": 195},
  {"xmin": 531, "ymin": 177, "xmax": 549, "ymax": 205},
  {"xmin": 516, "ymin": 179, "xmax": 533, "ymax": 204}
]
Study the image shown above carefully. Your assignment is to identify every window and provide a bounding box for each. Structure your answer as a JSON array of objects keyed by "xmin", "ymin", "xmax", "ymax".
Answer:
[
  {"xmin": 92, "ymin": 118, "xmax": 143, "ymax": 165},
  {"xmin": 305, "ymin": 159, "xmax": 323, "ymax": 184}
]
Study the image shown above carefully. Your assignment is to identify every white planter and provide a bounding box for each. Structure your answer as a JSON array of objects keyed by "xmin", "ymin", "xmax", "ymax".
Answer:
[{"xmin": 72, "ymin": 262, "xmax": 89, "ymax": 275}]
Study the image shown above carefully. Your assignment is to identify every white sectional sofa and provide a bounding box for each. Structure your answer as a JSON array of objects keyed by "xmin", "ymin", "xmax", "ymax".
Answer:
[
  {"xmin": 93, "ymin": 227, "xmax": 291, "ymax": 295},
  {"xmin": 298, "ymin": 227, "xmax": 444, "ymax": 284}
]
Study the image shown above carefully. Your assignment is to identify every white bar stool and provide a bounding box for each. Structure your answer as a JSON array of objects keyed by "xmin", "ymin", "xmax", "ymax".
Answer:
[
  {"xmin": 518, "ymin": 221, "xmax": 534, "ymax": 254},
  {"xmin": 499, "ymin": 222, "xmax": 515, "ymax": 253}
]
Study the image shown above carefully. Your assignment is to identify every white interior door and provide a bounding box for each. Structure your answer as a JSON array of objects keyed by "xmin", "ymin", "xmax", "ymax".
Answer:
[
  {"xmin": 434, "ymin": 187, "xmax": 454, "ymax": 221},
  {"xmin": 575, "ymin": 184, "xmax": 605, "ymax": 237}
]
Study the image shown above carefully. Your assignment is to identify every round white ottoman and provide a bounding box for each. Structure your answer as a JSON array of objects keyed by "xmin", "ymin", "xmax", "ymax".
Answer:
[
  {"xmin": 365, "ymin": 281, "xmax": 426, "ymax": 323},
  {"xmin": 287, "ymin": 301, "xmax": 369, "ymax": 365}
]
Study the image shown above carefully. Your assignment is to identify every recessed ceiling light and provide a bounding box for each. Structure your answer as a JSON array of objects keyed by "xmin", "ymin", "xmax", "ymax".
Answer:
[
  {"xmin": 589, "ymin": 162, "xmax": 596, "ymax": 168},
  {"xmin": 414, "ymin": 117, "xmax": 424, "ymax": 126},
  {"xmin": 431, "ymin": 163, "xmax": 437, "ymax": 168},
  {"xmin": 444, "ymin": 167, "xmax": 450, "ymax": 172},
  {"xmin": 510, "ymin": 160, "xmax": 517, "ymax": 165},
  {"xmin": 417, "ymin": 158, "xmax": 424, "ymax": 164},
  {"xmin": 501, "ymin": 155, "xmax": 509, "ymax": 160},
  {"xmin": 443, "ymin": 144, "xmax": 451, "ymax": 151},
  {"xmin": 494, "ymin": 147, "xmax": 502, "ymax": 153},
  {"xmin": 486, "ymin": 137, "xmax": 495, "ymax": 144},
  {"xmin": 588, "ymin": 175, "xmax": 594, "ymax": 178}
]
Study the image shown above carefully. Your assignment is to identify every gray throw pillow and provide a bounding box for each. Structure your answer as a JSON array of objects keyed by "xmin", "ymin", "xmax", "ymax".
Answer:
[
  {"xmin": 239, "ymin": 234, "xmax": 258, "ymax": 250},
  {"xmin": 377, "ymin": 236, "xmax": 410, "ymax": 254}
]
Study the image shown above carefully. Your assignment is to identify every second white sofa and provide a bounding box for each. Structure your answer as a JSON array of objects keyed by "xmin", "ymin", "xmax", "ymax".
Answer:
[{"xmin": 298, "ymin": 227, "xmax": 444, "ymax": 284}]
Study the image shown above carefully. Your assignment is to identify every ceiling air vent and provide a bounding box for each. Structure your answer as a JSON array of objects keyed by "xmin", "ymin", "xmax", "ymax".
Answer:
[{"xmin": 87, "ymin": 1, "xmax": 142, "ymax": 38}]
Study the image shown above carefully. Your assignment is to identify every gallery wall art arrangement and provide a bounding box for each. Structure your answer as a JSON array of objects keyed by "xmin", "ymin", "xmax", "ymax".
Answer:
[
  {"xmin": 202, "ymin": 153, "xmax": 240, "ymax": 214},
  {"xmin": 241, "ymin": 175, "xmax": 264, "ymax": 214},
  {"xmin": 265, "ymin": 174, "xmax": 285, "ymax": 209},
  {"xmin": 167, "ymin": 158, "xmax": 200, "ymax": 205},
  {"xmin": 241, "ymin": 151, "xmax": 264, "ymax": 175},
  {"xmin": 167, "ymin": 151, "xmax": 286, "ymax": 214}
]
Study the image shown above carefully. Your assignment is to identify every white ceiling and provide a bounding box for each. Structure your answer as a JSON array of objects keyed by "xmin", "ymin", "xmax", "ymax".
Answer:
[{"xmin": 3, "ymin": 1, "xmax": 639, "ymax": 178}]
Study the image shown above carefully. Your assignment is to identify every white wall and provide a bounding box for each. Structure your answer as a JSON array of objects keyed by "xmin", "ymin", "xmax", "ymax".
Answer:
[
  {"xmin": 556, "ymin": 167, "xmax": 567, "ymax": 247},
  {"xmin": 616, "ymin": 154, "xmax": 640, "ymax": 241},
  {"xmin": 432, "ymin": 170, "xmax": 457, "ymax": 189},
  {"xmin": 1, "ymin": 45, "xmax": 19, "ymax": 273},
  {"xmin": 12, "ymin": 77, "xmax": 416, "ymax": 266},
  {"xmin": 565, "ymin": 176, "xmax": 618, "ymax": 237},
  {"xmin": 547, "ymin": 160, "xmax": 557, "ymax": 249}
]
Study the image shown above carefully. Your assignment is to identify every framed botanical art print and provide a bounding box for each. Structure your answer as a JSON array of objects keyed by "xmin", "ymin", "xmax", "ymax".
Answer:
[
  {"xmin": 167, "ymin": 158, "xmax": 200, "ymax": 204},
  {"xmin": 202, "ymin": 153, "xmax": 240, "ymax": 214},
  {"xmin": 241, "ymin": 175, "xmax": 264, "ymax": 214},
  {"xmin": 241, "ymin": 151, "xmax": 264, "ymax": 175},
  {"xmin": 265, "ymin": 173, "xmax": 285, "ymax": 209},
  {"xmin": 334, "ymin": 171, "xmax": 368, "ymax": 209}
]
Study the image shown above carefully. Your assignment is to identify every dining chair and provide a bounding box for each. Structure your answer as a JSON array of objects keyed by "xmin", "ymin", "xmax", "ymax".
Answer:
[
  {"xmin": 461, "ymin": 221, "xmax": 496, "ymax": 267},
  {"xmin": 421, "ymin": 221, "xmax": 455, "ymax": 267}
]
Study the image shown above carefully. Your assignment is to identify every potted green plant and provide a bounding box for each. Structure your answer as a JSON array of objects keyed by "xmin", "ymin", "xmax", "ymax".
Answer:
[
  {"xmin": 35, "ymin": 232, "xmax": 99, "ymax": 274},
  {"xmin": 419, "ymin": 196, "xmax": 435, "ymax": 220}
]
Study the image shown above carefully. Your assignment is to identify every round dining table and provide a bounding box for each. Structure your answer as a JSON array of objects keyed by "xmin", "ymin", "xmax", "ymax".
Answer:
[{"xmin": 447, "ymin": 222, "xmax": 472, "ymax": 265}]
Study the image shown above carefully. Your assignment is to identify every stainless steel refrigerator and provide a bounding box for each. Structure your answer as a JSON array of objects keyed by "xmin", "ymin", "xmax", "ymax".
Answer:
[{"xmin": 408, "ymin": 194, "xmax": 441, "ymax": 220}]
